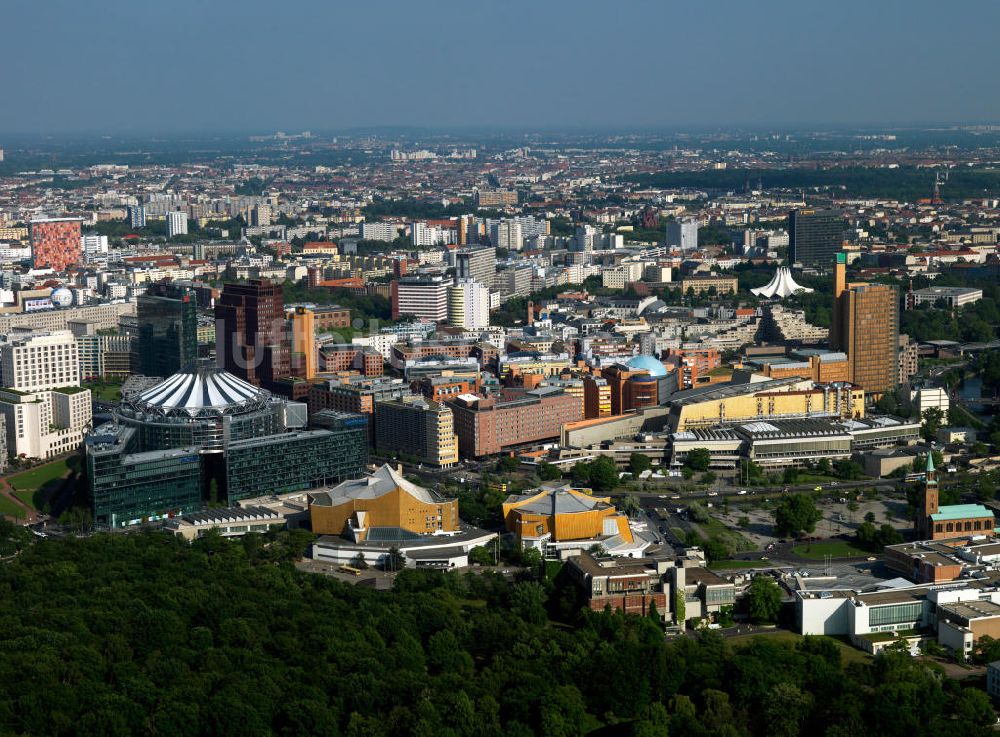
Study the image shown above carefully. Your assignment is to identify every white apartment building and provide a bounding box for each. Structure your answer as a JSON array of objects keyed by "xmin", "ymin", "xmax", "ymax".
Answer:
[
  {"xmin": 166, "ymin": 210, "xmax": 189, "ymax": 238},
  {"xmin": 601, "ymin": 262, "xmax": 645, "ymax": 289},
  {"xmin": 410, "ymin": 222, "xmax": 455, "ymax": 247},
  {"xmin": 393, "ymin": 276, "xmax": 449, "ymax": 322},
  {"xmin": 447, "ymin": 279, "xmax": 490, "ymax": 330},
  {"xmin": 0, "ymin": 330, "xmax": 80, "ymax": 391},
  {"xmin": 0, "ymin": 330, "xmax": 91, "ymax": 460},
  {"xmin": 0, "ymin": 387, "xmax": 92, "ymax": 460},
  {"xmin": 81, "ymin": 234, "xmax": 109, "ymax": 263},
  {"xmin": 666, "ymin": 218, "xmax": 699, "ymax": 252},
  {"xmin": 359, "ymin": 221, "xmax": 402, "ymax": 242},
  {"xmin": 911, "ymin": 387, "xmax": 950, "ymax": 420},
  {"xmin": 490, "ymin": 220, "xmax": 523, "ymax": 251}
]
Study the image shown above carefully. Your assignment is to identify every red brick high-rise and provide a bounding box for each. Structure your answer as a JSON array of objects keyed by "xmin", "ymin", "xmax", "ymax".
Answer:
[
  {"xmin": 214, "ymin": 279, "xmax": 289, "ymax": 386},
  {"xmin": 30, "ymin": 217, "xmax": 83, "ymax": 271}
]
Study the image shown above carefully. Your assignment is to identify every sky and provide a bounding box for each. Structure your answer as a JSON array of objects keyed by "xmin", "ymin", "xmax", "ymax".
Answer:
[{"xmin": 3, "ymin": 0, "xmax": 1000, "ymax": 134}]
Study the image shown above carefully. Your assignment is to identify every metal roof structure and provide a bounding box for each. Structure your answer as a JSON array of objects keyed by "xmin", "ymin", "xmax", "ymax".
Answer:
[{"xmin": 125, "ymin": 362, "xmax": 271, "ymax": 418}]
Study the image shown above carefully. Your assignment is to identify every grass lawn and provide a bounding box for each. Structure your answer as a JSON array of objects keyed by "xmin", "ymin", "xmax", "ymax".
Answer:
[
  {"xmin": 791, "ymin": 540, "xmax": 872, "ymax": 560},
  {"xmin": 7, "ymin": 458, "xmax": 75, "ymax": 510},
  {"xmin": 83, "ymin": 381, "xmax": 123, "ymax": 402},
  {"xmin": 729, "ymin": 631, "xmax": 871, "ymax": 667},
  {"xmin": 0, "ymin": 495, "xmax": 28, "ymax": 520}
]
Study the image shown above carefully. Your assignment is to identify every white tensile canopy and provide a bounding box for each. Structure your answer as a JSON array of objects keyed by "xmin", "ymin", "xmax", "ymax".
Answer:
[{"xmin": 750, "ymin": 266, "xmax": 813, "ymax": 298}]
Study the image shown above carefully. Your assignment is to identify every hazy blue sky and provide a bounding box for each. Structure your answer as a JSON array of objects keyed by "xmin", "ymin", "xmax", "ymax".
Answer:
[{"xmin": 3, "ymin": 0, "xmax": 998, "ymax": 133}]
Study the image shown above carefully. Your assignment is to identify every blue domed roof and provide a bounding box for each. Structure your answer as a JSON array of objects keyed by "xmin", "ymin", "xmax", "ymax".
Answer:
[{"xmin": 626, "ymin": 355, "xmax": 668, "ymax": 378}]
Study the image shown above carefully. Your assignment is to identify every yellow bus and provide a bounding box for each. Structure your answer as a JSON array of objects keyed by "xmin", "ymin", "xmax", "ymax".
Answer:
[{"xmin": 339, "ymin": 565, "xmax": 362, "ymax": 577}]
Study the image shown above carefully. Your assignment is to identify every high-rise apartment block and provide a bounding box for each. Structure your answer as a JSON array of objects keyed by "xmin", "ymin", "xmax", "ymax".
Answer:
[
  {"xmin": 374, "ymin": 395, "xmax": 459, "ymax": 467},
  {"xmin": 166, "ymin": 210, "xmax": 189, "ymax": 238},
  {"xmin": 134, "ymin": 282, "xmax": 199, "ymax": 377},
  {"xmin": 831, "ymin": 253, "xmax": 899, "ymax": 394},
  {"xmin": 665, "ymin": 217, "xmax": 699, "ymax": 252},
  {"xmin": 789, "ymin": 209, "xmax": 844, "ymax": 267},
  {"xmin": 391, "ymin": 275, "xmax": 449, "ymax": 322},
  {"xmin": 447, "ymin": 279, "xmax": 490, "ymax": 330},
  {"xmin": 128, "ymin": 202, "xmax": 146, "ymax": 229},
  {"xmin": 490, "ymin": 220, "xmax": 523, "ymax": 251},
  {"xmin": 30, "ymin": 217, "xmax": 83, "ymax": 271}
]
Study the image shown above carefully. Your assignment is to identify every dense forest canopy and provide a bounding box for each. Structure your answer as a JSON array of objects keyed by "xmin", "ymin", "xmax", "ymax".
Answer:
[{"xmin": 0, "ymin": 527, "xmax": 994, "ymax": 737}]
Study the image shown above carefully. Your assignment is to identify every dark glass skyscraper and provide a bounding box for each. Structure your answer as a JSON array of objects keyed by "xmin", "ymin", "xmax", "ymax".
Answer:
[
  {"xmin": 788, "ymin": 209, "xmax": 845, "ymax": 267},
  {"xmin": 214, "ymin": 279, "xmax": 288, "ymax": 386},
  {"xmin": 133, "ymin": 282, "xmax": 198, "ymax": 377}
]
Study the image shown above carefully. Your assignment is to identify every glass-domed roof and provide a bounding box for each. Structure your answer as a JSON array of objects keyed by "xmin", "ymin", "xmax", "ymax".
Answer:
[{"xmin": 626, "ymin": 354, "xmax": 668, "ymax": 378}]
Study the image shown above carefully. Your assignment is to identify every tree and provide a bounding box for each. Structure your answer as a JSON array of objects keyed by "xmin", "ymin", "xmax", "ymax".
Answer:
[
  {"xmin": 746, "ymin": 575, "xmax": 783, "ymax": 623},
  {"xmin": 383, "ymin": 547, "xmax": 405, "ymax": 572},
  {"xmin": 538, "ymin": 462, "xmax": 562, "ymax": 481},
  {"xmin": 586, "ymin": 456, "xmax": 619, "ymax": 493},
  {"xmin": 496, "ymin": 455, "xmax": 519, "ymax": 473},
  {"xmin": 618, "ymin": 494, "xmax": 640, "ymax": 518},
  {"xmin": 921, "ymin": 407, "xmax": 945, "ymax": 442},
  {"xmin": 629, "ymin": 453, "xmax": 652, "ymax": 476},
  {"xmin": 468, "ymin": 545, "xmax": 494, "ymax": 566},
  {"xmin": 833, "ymin": 459, "xmax": 864, "ymax": 480},
  {"xmin": 773, "ymin": 494, "xmax": 822, "ymax": 538},
  {"xmin": 349, "ymin": 552, "xmax": 368, "ymax": 570},
  {"xmin": 685, "ymin": 448, "xmax": 711, "ymax": 472}
]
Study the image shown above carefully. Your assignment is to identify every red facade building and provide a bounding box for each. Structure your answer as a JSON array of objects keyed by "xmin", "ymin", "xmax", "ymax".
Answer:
[{"xmin": 30, "ymin": 218, "xmax": 82, "ymax": 271}]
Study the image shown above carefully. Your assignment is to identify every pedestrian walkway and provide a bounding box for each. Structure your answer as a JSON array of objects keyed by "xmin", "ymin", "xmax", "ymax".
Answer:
[{"xmin": 0, "ymin": 479, "xmax": 38, "ymax": 524}]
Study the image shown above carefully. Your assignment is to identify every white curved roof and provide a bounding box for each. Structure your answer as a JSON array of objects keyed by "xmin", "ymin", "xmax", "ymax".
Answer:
[
  {"xmin": 751, "ymin": 266, "xmax": 814, "ymax": 299},
  {"xmin": 126, "ymin": 363, "xmax": 271, "ymax": 417}
]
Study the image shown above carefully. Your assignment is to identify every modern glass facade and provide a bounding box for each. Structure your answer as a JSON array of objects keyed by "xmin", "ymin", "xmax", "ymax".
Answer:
[
  {"xmin": 87, "ymin": 364, "xmax": 368, "ymax": 527},
  {"xmin": 868, "ymin": 601, "xmax": 922, "ymax": 628},
  {"xmin": 133, "ymin": 284, "xmax": 199, "ymax": 377},
  {"xmin": 87, "ymin": 427, "xmax": 203, "ymax": 527},
  {"xmin": 225, "ymin": 421, "xmax": 368, "ymax": 503}
]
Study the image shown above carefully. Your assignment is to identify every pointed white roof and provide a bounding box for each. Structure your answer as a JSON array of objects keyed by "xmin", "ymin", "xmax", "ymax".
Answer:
[{"xmin": 751, "ymin": 266, "xmax": 814, "ymax": 299}]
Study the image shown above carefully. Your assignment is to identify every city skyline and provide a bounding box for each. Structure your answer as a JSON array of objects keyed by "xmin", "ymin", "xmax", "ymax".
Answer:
[{"xmin": 4, "ymin": 0, "xmax": 1000, "ymax": 134}]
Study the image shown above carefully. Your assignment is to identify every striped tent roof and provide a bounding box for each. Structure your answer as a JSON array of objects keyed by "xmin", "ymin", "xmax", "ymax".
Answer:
[{"xmin": 126, "ymin": 363, "xmax": 271, "ymax": 417}]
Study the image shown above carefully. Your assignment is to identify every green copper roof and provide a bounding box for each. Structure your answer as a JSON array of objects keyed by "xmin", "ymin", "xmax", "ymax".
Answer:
[
  {"xmin": 836, "ymin": 252, "xmax": 846, "ymax": 264},
  {"xmin": 930, "ymin": 504, "xmax": 993, "ymax": 522},
  {"xmin": 926, "ymin": 452, "xmax": 935, "ymax": 474}
]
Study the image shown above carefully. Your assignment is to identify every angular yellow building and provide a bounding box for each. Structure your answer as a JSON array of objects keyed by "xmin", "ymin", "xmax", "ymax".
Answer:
[
  {"xmin": 309, "ymin": 464, "xmax": 459, "ymax": 538},
  {"xmin": 502, "ymin": 485, "xmax": 646, "ymax": 558}
]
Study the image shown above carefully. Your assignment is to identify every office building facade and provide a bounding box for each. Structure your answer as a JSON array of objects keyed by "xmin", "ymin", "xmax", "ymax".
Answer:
[
  {"xmin": 455, "ymin": 246, "xmax": 497, "ymax": 285},
  {"xmin": 789, "ymin": 209, "xmax": 844, "ymax": 267},
  {"xmin": 374, "ymin": 395, "xmax": 459, "ymax": 468},
  {"xmin": 215, "ymin": 279, "xmax": 288, "ymax": 386},
  {"xmin": 391, "ymin": 275, "xmax": 449, "ymax": 322},
  {"xmin": 831, "ymin": 253, "xmax": 899, "ymax": 394},
  {"xmin": 448, "ymin": 388, "xmax": 583, "ymax": 458},
  {"xmin": 134, "ymin": 282, "xmax": 199, "ymax": 377}
]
